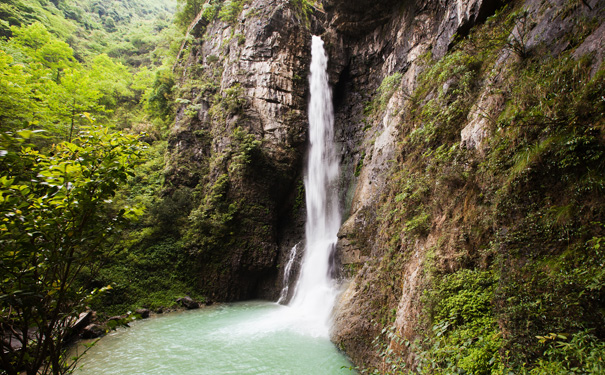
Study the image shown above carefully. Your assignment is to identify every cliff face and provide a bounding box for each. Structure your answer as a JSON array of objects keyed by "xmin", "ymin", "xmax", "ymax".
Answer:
[
  {"xmin": 169, "ymin": 0, "xmax": 605, "ymax": 371},
  {"xmin": 167, "ymin": 0, "xmax": 314, "ymax": 301},
  {"xmin": 324, "ymin": 0, "xmax": 515, "ymax": 365},
  {"xmin": 324, "ymin": 0, "xmax": 605, "ymax": 370}
]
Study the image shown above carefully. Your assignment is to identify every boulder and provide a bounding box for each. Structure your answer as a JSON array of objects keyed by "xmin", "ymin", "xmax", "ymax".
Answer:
[
  {"xmin": 135, "ymin": 308, "xmax": 151, "ymax": 319},
  {"xmin": 176, "ymin": 296, "xmax": 199, "ymax": 309},
  {"xmin": 80, "ymin": 324, "xmax": 104, "ymax": 339},
  {"xmin": 107, "ymin": 314, "xmax": 127, "ymax": 322},
  {"xmin": 71, "ymin": 311, "xmax": 92, "ymax": 332}
]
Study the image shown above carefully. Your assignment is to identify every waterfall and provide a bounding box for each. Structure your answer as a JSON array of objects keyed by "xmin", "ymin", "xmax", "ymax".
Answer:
[
  {"xmin": 288, "ymin": 35, "xmax": 341, "ymax": 335},
  {"xmin": 277, "ymin": 243, "xmax": 299, "ymax": 304}
]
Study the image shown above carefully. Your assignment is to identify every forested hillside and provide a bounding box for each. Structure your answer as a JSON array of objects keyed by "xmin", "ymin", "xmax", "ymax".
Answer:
[{"xmin": 0, "ymin": 1, "xmax": 211, "ymax": 373}]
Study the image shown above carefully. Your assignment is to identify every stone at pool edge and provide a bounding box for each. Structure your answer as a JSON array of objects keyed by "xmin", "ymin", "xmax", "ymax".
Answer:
[
  {"xmin": 176, "ymin": 296, "xmax": 200, "ymax": 309},
  {"xmin": 135, "ymin": 308, "xmax": 151, "ymax": 319},
  {"xmin": 80, "ymin": 324, "xmax": 104, "ymax": 339}
]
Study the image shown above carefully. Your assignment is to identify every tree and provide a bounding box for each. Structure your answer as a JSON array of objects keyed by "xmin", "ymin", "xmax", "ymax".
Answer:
[
  {"xmin": 88, "ymin": 53, "xmax": 134, "ymax": 109},
  {"xmin": 0, "ymin": 23, "xmax": 106, "ymax": 140},
  {"xmin": 147, "ymin": 66, "xmax": 174, "ymax": 121},
  {"xmin": 0, "ymin": 126, "xmax": 146, "ymax": 375},
  {"xmin": 47, "ymin": 68, "xmax": 105, "ymax": 141},
  {"xmin": 10, "ymin": 22, "xmax": 75, "ymax": 82},
  {"xmin": 0, "ymin": 50, "xmax": 37, "ymax": 132},
  {"xmin": 174, "ymin": 0, "xmax": 206, "ymax": 30}
]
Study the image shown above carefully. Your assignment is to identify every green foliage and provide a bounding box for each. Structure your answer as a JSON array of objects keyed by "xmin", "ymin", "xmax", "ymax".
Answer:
[
  {"xmin": 0, "ymin": 21, "xmax": 176, "ymax": 140},
  {"xmin": 87, "ymin": 236, "xmax": 202, "ymax": 316},
  {"xmin": 371, "ymin": 272, "xmax": 504, "ymax": 375},
  {"xmin": 530, "ymin": 330, "xmax": 605, "ymax": 374},
  {"xmin": 481, "ymin": 55, "xmax": 605, "ymax": 371},
  {"xmin": 289, "ymin": 0, "xmax": 315, "ymax": 24},
  {"xmin": 381, "ymin": 169, "xmax": 433, "ymax": 241},
  {"xmin": 408, "ymin": 48, "xmax": 482, "ymax": 149},
  {"xmin": 201, "ymin": 1, "xmax": 221, "ymax": 23},
  {"xmin": 223, "ymin": 83, "xmax": 246, "ymax": 114},
  {"xmin": 205, "ymin": 82, "xmax": 246, "ymax": 123},
  {"xmin": 0, "ymin": 0, "xmax": 77, "ymax": 40},
  {"xmin": 378, "ymin": 72, "xmax": 402, "ymax": 108},
  {"xmin": 354, "ymin": 151, "xmax": 365, "ymax": 177},
  {"xmin": 218, "ymin": 0, "xmax": 246, "ymax": 24},
  {"xmin": 206, "ymin": 54, "xmax": 219, "ymax": 64},
  {"xmin": 0, "ymin": 0, "xmax": 177, "ymax": 66},
  {"xmin": 0, "ymin": 126, "xmax": 146, "ymax": 375},
  {"xmin": 175, "ymin": 0, "xmax": 205, "ymax": 30},
  {"xmin": 229, "ymin": 126, "xmax": 262, "ymax": 174},
  {"xmin": 364, "ymin": 72, "xmax": 403, "ymax": 118},
  {"xmin": 81, "ymin": 137, "xmax": 204, "ymax": 317},
  {"xmin": 147, "ymin": 66, "xmax": 175, "ymax": 121},
  {"xmin": 0, "ymin": 34, "xmax": 100, "ymax": 137},
  {"xmin": 495, "ymin": 225, "xmax": 605, "ymax": 367},
  {"xmin": 415, "ymin": 270, "xmax": 503, "ymax": 375},
  {"xmin": 10, "ymin": 21, "xmax": 75, "ymax": 73},
  {"xmin": 498, "ymin": 55, "xmax": 604, "ymax": 135},
  {"xmin": 186, "ymin": 172, "xmax": 239, "ymax": 256},
  {"xmin": 88, "ymin": 53, "xmax": 134, "ymax": 108},
  {"xmin": 0, "ymin": 3, "xmax": 194, "ymax": 366}
]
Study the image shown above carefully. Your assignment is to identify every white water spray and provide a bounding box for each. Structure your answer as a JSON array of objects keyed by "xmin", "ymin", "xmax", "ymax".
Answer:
[{"xmin": 287, "ymin": 35, "xmax": 341, "ymax": 335}]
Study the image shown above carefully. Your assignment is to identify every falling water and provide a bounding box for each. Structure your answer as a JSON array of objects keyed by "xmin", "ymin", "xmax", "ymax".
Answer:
[
  {"xmin": 277, "ymin": 243, "xmax": 299, "ymax": 304},
  {"xmin": 288, "ymin": 35, "xmax": 341, "ymax": 335}
]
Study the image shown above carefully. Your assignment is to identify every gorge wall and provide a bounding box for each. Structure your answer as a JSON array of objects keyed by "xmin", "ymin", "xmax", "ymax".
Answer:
[
  {"xmin": 169, "ymin": 0, "xmax": 605, "ymax": 371},
  {"xmin": 167, "ymin": 0, "xmax": 313, "ymax": 301}
]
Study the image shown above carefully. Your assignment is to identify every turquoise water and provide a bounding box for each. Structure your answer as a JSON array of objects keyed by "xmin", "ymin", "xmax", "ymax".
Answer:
[{"xmin": 75, "ymin": 301, "xmax": 355, "ymax": 375}]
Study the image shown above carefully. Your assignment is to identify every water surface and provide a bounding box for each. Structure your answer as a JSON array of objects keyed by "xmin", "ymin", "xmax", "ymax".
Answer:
[{"xmin": 75, "ymin": 301, "xmax": 354, "ymax": 375}]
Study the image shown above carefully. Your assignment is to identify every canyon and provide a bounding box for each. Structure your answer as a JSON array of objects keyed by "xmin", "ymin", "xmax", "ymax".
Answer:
[{"xmin": 168, "ymin": 0, "xmax": 605, "ymax": 371}]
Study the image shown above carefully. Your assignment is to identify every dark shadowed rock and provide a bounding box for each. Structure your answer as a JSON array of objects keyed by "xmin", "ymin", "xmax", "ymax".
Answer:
[
  {"xmin": 176, "ymin": 296, "xmax": 199, "ymax": 309},
  {"xmin": 71, "ymin": 311, "xmax": 92, "ymax": 333},
  {"xmin": 80, "ymin": 324, "xmax": 104, "ymax": 339},
  {"xmin": 135, "ymin": 309, "xmax": 151, "ymax": 319}
]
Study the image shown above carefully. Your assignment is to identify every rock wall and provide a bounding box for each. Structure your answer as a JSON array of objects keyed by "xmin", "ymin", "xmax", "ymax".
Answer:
[
  {"xmin": 323, "ymin": 0, "xmax": 605, "ymax": 370},
  {"xmin": 167, "ymin": 0, "xmax": 315, "ymax": 301},
  {"xmin": 323, "ymin": 0, "xmax": 511, "ymax": 365}
]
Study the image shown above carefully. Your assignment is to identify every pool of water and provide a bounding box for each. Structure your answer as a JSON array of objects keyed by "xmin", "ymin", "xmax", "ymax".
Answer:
[{"xmin": 74, "ymin": 301, "xmax": 355, "ymax": 375}]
